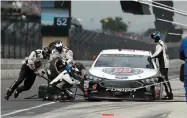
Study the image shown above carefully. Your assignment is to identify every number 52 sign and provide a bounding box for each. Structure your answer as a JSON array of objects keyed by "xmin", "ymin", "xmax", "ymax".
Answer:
[{"xmin": 54, "ymin": 17, "xmax": 70, "ymax": 27}]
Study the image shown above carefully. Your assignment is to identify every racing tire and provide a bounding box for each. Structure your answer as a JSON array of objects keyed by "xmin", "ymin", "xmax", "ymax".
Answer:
[
  {"xmin": 48, "ymin": 58, "xmax": 65, "ymax": 81},
  {"xmin": 38, "ymin": 84, "xmax": 61, "ymax": 98},
  {"xmin": 180, "ymin": 63, "xmax": 184, "ymax": 83},
  {"xmin": 38, "ymin": 84, "xmax": 48, "ymax": 98}
]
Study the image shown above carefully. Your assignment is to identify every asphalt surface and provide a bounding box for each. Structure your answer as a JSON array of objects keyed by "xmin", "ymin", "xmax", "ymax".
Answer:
[{"xmin": 1, "ymin": 68, "xmax": 186, "ymax": 118}]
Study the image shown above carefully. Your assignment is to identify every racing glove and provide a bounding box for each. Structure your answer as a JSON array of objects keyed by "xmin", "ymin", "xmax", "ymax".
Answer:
[
  {"xmin": 35, "ymin": 69, "xmax": 46, "ymax": 77},
  {"xmin": 148, "ymin": 56, "xmax": 152, "ymax": 60},
  {"xmin": 66, "ymin": 64, "xmax": 71, "ymax": 72},
  {"xmin": 147, "ymin": 56, "xmax": 153, "ymax": 62}
]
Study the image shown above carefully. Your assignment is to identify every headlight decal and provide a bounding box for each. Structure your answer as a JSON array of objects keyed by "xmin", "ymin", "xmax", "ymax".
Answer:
[
  {"xmin": 141, "ymin": 77, "xmax": 159, "ymax": 84},
  {"xmin": 87, "ymin": 74, "xmax": 102, "ymax": 81}
]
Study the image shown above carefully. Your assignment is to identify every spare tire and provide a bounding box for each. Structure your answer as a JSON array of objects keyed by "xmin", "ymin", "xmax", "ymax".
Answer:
[
  {"xmin": 48, "ymin": 58, "xmax": 66, "ymax": 81},
  {"xmin": 180, "ymin": 63, "xmax": 184, "ymax": 83},
  {"xmin": 38, "ymin": 84, "xmax": 62, "ymax": 98}
]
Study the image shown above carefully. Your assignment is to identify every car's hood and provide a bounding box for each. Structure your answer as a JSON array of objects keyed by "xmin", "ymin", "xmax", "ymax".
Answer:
[{"xmin": 89, "ymin": 67, "xmax": 158, "ymax": 81}]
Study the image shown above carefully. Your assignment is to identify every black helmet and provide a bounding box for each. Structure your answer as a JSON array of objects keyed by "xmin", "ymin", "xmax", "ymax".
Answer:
[
  {"xmin": 151, "ymin": 31, "xmax": 161, "ymax": 42},
  {"xmin": 74, "ymin": 62, "xmax": 86, "ymax": 71},
  {"xmin": 43, "ymin": 47, "xmax": 51, "ymax": 59}
]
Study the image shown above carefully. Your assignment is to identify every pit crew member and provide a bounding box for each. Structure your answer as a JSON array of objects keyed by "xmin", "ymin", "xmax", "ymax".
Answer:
[
  {"xmin": 4, "ymin": 47, "xmax": 51, "ymax": 100},
  {"xmin": 149, "ymin": 31, "xmax": 173, "ymax": 100},
  {"xmin": 49, "ymin": 41, "xmax": 75, "ymax": 98}
]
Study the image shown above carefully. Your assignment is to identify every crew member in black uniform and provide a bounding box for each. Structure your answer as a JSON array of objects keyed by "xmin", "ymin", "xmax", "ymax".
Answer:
[{"xmin": 4, "ymin": 47, "xmax": 51, "ymax": 100}]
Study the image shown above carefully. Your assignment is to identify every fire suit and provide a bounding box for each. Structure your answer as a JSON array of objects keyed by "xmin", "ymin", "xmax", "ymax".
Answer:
[
  {"xmin": 50, "ymin": 47, "xmax": 73, "ymax": 65},
  {"xmin": 5, "ymin": 49, "xmax": 49, "ymax": 100},
  {"xmin": 151, "ymin": 40, "xmax": 173, "ymax": 99},
  {"xmin": 49, "ymin": 47, "xmax": 74, "ymax": 83},
  {"xmin": 179, "ymin": 37, "xmax": 187, "ymax": 101},
  {"xmin": 49, "ymin": 47, "xmax": 76, "ymax": 99}
]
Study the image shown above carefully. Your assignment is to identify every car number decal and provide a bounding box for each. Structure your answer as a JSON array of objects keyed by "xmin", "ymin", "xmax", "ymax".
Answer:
[
  {"xmin": 114, "ymin": 68, "xmax": 132, "ymax": 73},
  {"xmin": 102, "ymin": 67, "xmax": 143, "ymax": 76}
]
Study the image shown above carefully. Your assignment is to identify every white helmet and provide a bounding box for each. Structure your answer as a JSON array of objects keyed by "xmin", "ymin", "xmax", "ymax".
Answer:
[{"xmin": 54, "ymin": 41, "xmax": 63, "ymax": 52}]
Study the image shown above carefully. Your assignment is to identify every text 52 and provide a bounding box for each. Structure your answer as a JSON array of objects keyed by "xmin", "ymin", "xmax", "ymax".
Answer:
[{"xmin": 56, "ymin": 17, "xmax": 68, "ymax": 26}]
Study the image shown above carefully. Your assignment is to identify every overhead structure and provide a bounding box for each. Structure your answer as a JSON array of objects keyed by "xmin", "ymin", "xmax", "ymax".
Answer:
[
  {"xmin": 120, "ymin": 0, "xmax": 187, "ymax": 42},
  {"xmin": 138, "ymin": 0, "xmax": 187, "ymax": 17},
  {"xmin": 157, "ymin": 18, "xmax": 187, "ymax": 29},
  {"xmin": 120, "ymin": 0, "xmax": 151, "ymax": 15}
]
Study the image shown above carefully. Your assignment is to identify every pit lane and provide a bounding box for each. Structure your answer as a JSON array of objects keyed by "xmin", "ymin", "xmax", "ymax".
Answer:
[{"xmin": 1, "ymin": 68, "xmax": 185, "ymax": 118}]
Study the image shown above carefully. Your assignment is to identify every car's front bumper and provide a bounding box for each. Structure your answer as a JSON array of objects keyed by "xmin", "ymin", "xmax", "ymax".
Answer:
[{"xmin": 83, "ymin": 79, "xmax": 162, "ymax": 100}]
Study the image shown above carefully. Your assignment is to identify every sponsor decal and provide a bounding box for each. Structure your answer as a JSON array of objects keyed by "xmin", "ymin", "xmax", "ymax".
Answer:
[
  {"xmin": 102, "ymin": 67, "xmax": 143, "ymax": 76},
  {"xmin": 115, "ymin": 76, "xmax": 128, "ymax": 79},
  {"xmin": 92, "ymin": 84, "xmax": 97, "ymax": 89},
  {"xmin": 106, "ymin": 88, "xmax": 133, "ymax": 92},
  {"xmin": 114, "ymin": 68, "xmax": 132, "ymax": 73}
]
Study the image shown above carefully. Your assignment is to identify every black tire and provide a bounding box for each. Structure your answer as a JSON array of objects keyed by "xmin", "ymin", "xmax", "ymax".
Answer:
[
  {"xmin": 38, "ymin": 84, "xmax": 48, "ymax": 98},
  {"xmin": 38, "ymin": 84, "xmax": 61, "ymax": 98},
  {"xmin": 180, "ymin": 63, "xmax": 184, "ymax": 83},
  {"xmin": 48, "ymin": 58, "xmax": 65, "ymax": 81}
]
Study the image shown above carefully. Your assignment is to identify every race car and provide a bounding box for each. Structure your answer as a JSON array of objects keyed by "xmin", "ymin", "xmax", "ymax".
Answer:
[{"xmin": 83, "ymin": 49, "xmax": 164, "ymax": 101}]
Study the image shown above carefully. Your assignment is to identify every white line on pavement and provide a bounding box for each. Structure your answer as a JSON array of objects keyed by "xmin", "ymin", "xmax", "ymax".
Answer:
[
  {"xmin": 1, "ymin": 76, "xmax": 180, "ymax": 117},
  {"xmin": 1, "ymin": 102, "xmax": 56, "ymax": 117}
]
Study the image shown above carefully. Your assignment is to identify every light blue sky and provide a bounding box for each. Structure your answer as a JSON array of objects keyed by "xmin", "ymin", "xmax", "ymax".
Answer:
[
  {"xmin": 71, "ymin": 1, "xmax": 187, "ymax": 33},
  {"xmin": 41, "ymin": 8, "xmax": 69, "ymax": 25}
]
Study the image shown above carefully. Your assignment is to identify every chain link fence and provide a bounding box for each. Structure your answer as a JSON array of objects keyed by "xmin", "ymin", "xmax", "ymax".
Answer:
[
  {"xmin": 1, "ymin": 16, "xmax": 41, "ymax": 59},
  {"xmin": 69, "ymin": 28, "xmax": 180, "ymax": 60},
  {"xmin": 1, "ymin": 22, "xmax": 179, "ymax": 60}
]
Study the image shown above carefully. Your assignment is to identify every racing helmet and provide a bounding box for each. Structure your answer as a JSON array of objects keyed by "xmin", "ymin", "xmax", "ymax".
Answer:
[
  {"xmin": 54, "ymin": 41, "xmax": 63, "ymax": 52},
  {"xmin": 151, "ymin": 31, "xmax": 161, "ymax": 43},
  {"xmin": 42, "ymin": 47, "xmax": 51, "ymax": 59}
]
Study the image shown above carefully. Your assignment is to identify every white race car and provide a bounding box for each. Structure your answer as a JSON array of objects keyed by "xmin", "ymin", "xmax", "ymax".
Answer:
[{"xmin": 84, "ymin": 49, "xmax": 164, "ymax": 101}]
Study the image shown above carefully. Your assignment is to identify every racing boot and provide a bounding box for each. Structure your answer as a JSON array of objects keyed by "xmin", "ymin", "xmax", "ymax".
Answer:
[
  {"xmin": 5, "ymin": 83, "xmax": 18, "ymax": 100},
  {"xmin": 64, "ymin": 89, "xmax": 74, "ymax": 101},
  {"xmin": 14, "ymin": 90, "xmax": 20, "ymax": 99},
  {"xmin": 162, "ymin": 93, "xmax": 173, "ymax": 100},
  {"xmin": 168, "ymin": 93, "xmax": 173, "ymax": 100},
  {"xmin": 4, "ymin": 89, "xmax": 13, "ymax": 100},
  {"xmin": 4, "ymin": 81, "xmax": 18, "ymax": 100}
]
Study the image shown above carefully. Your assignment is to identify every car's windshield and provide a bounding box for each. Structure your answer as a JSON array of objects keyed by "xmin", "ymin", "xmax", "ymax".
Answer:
[{"xmin": 94, "ymin": 54, "xmax": 154, "ymax": 69}]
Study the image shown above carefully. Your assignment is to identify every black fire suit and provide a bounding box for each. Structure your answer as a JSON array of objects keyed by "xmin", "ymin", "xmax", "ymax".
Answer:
[{"xmin": 4, "ymin": 49, "xmax": 48, "ymax": 100}]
